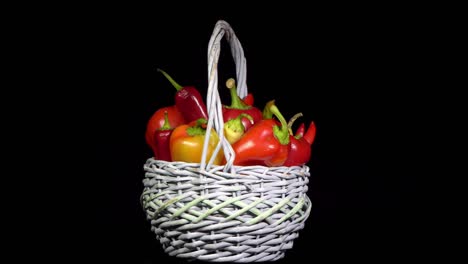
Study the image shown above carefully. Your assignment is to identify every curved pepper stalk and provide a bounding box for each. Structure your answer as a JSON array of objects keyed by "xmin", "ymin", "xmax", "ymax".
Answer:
[
  {"xmin": 222, "ymin": 78, "xmax": 262, "ymax": 131},
  {"xmin": 283, "ymin": 113, "xmax": 314, "ymax": 167}
]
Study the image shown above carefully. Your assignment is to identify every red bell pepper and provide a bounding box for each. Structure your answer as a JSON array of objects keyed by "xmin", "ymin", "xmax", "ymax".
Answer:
[
  {"xmin": 231, "ymin": 103, "xmax": 290, "ymax": 166},
  {"xmin": 152, "ymin": 111, "xmax": 174, "ymax": 161},
  {"xmin": 222, "ymin": 78, "xmax": 262, "ymax": 131},
  {"xmin": 145, "ymin": 105, "xmax": 185, "ymax": 155},
  {"xmin": 157, "ymin": 69, "xmax": 208, "ymax": 123}
]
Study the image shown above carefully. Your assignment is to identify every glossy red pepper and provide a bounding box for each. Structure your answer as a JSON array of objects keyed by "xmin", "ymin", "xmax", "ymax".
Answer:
[
  {"xmin": 145, "ymin": 105, "xmax": 185, "ymax": 155},
  {"xmin": 295, "ymin": 123, "xmax": 305, "ymax": 137},
  {"xmin": 152, "ymin": 111, "xmax": 174, "ymax": 161},
  {"xmin": 158, "ymin": 69, "xmax": 208, "ymax": 123},
  {"xmin": 231, "ymin": 103, "xmax": 290, "ymax": 166},
  {"xmin": 303, "ymin": 121, "xmax": 317, "ymax": 145},
  {"xmin": 243, "ymin": 93, "xmax": 254, "ymax": 106},
  {"xmin": 222, "ymin": 78, "xmax": 262, "ymax": 131},
  {"xmin": 283, "ymin": 113, "xmax": 312, "ymax": 167}
]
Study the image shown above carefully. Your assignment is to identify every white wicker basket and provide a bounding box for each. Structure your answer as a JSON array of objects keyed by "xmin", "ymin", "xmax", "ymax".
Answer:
[{"xmin": 141, "ymin": 20, "xmax": 312, "ymax": 262}]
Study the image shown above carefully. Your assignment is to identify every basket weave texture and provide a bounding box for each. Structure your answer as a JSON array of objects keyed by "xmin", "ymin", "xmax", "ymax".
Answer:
[{"xmin": 141, "ymin": 20, "xmax": 312, "ymax": 262}]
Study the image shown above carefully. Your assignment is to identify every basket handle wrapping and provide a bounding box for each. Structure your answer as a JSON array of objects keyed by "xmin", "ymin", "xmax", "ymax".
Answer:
[{"xmin": 201, "ymin": 20, "xmax": 248, "ymax": 172}]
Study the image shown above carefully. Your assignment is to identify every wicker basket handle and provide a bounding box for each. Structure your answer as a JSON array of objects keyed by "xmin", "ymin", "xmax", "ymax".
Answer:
[{"xmin": 201, "ymin": 20, "xmax": 247, "ymax": 172}]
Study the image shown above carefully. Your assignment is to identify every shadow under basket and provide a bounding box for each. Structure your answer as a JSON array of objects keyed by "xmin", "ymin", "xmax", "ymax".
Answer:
[{"xmin": 141, "ymin": 159, "xmax": 311, "ymax": 262}]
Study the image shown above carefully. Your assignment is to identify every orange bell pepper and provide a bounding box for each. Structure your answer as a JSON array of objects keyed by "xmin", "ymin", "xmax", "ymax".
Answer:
[{"xmin": 169, "ymin": 119, "xmax": 224, "ymax": 165}]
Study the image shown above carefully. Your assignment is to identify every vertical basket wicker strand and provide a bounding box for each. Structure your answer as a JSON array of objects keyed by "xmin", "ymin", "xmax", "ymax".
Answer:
[{"xmin": 141, "ymin": 20, "xmax": 312, "ymax": 263}]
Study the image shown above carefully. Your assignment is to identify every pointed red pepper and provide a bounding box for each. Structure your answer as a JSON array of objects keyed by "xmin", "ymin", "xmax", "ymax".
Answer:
[
  {"xmin": 152, "ymin": 111, "xmax": 174, "ymax": 161},
  {"xmin": 145, "ymin": 105, "xmax": 185, "ymax": 156},
  {"xmin": 222, "ymin": 78, "xmax": 262, "ymax": 131},
  {"xmin": 295, "ymin": 123, "xmax": 305, "ymax": 137},
  {"xmin": 242, "ymin": 93, "xmax": 254, "ymax": 106},
  {"xmin": 157, "ymin": 69, "xmax": 208, "ymax": 123},
  {"xmin": 303, "ymin": 121, "xmax": 317, "ymax": 145},
  {"xmin": 283, "ymin": 113, "xmax": 313, "ymax": 167},
  {"xmin": 231, "ymin": 102, "xmax": 290, "ymax": 166}
]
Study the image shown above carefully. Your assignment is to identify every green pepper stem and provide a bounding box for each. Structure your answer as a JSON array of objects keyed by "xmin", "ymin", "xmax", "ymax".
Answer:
[
  {"xmin": 226, "ymin": 78, "xmax": 249, "ymax": 110},
  {"xmin": 224, "ymin": 113, "xmax": 253, "ymax": 144},
  {"xmin": 262, "ymin": 100, "xmax": 275, "ymax": 119},
  {"xmin": 161, "ymin": 111, "xmax": 172, "ymax": 130},
  {"xmin": 224, "ymin": 113, "xmax": 253, "ymax": 133},
  {"xmin": 270, "ymin": 104, "xmax": 290, "ymax": 145},
  {"xmin": 157, "ymin": 68, "xmax": 183, "ymax": 91},
  {"xmin": 186, "ymin": 118, "xmax": 208, "ymax": 136}
]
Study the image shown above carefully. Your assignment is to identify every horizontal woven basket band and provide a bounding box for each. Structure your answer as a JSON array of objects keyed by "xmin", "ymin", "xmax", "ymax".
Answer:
[{"xmin": 141, "ymin": 158, "xmax": 312, "ymax": 262}]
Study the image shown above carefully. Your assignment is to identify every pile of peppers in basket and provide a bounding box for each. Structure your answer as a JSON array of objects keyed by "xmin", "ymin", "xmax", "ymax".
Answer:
[{"xmin": 145, "ymin": 69, "xmax": 316, "ymax": 167}]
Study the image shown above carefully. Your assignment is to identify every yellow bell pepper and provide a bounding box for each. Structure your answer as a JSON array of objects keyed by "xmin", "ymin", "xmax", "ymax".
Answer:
[{"xmin": 169, "ymin": 119, "xmax": 224, "ymax": 165}]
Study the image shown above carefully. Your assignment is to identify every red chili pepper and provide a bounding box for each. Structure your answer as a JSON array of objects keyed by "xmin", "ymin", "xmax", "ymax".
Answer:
[
  {"xmin": 303, "ymin": 121, "xmax": 317, "ymax": 145},
  {"xmin": 243, "ymin": 93, "xmax": 254, "ymax": 106},
  {"xmin": 222, "ymin": 78, "xmax": 262, "ymax": 131},
  {"xmin": 283, "ymin": 113, "xmax": 312, "ymax": 167},
  {"xmin": 145, "ymin": 105, "xmax": 185, "ymax": 155},
  {"xmin": 157, "ymin": 69, "xmax": 208, "ymax": 123},
  {"xmin": 231, "ymin": 103, "xmax": 290, "ymax": 166},
  {"xmin": 152, "ymin": 111, "xmax": 174, "ymax": 161},
  {"xmin": 295, "ymin": 123, "xmax": 305, "ymax": 137}
]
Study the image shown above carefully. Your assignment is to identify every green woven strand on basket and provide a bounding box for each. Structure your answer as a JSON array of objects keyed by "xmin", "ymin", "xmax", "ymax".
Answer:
[
  {"xmin": 288, "ymin": 196, "xmax": 312, "ymax": 224},
  {"xmin": 260, "ymin": 195, "xmax": 300, "ymax": 216},
  {"xmin": 141, "ymin": 190, "xmax": 170, "ymax": 204},
  {"xmin": 193, "ymin": 195, "xmax": 246, "ymax": 223},
  {"xmin": 232, "ymin": 200, "xmax": 264, "ymax": 217},
  {"xmin": 220, "ymin": 197, "xmax": 266, "ymax": 223},
  {"xmin": 171, "ymin": 196, "xmax": 207, "ymax": 219},
  {"xmin": 196, "ymin": 199, "xmax": 240, "ymax": 223},
  {"xmin": 148, "ymin": 199, "xmax": 200, "ymax": 222},
  {"xmin": 246, "ymin": 197, "xmax": 291, "ymax": 225},
  {"xmin": 155, "ymin": 196, "xmax": 185, "ymax": 216},
  {"xmin": 273, "ymin": 197, "xmax": 305, "ymax": 225}
]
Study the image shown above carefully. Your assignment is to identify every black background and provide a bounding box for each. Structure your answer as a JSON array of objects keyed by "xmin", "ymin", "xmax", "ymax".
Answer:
[{"xmin": 43, "ymin": 4, "xmax": 436, "ymax": 263}]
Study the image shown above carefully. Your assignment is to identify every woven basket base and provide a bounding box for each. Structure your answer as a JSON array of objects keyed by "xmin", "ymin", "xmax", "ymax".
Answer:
[{"xmin": 142, "ymin": 159, "xmax": 312, "ymax": 262}]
